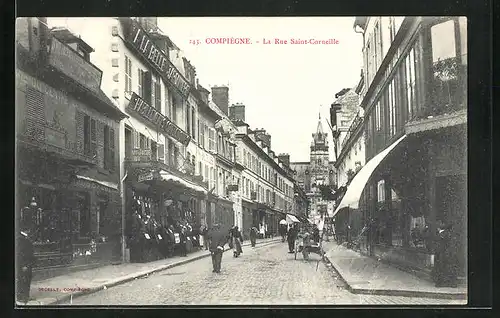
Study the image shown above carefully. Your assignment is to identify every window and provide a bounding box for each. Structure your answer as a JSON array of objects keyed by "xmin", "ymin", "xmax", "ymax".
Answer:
[
  {"xmin": 186, "ymin": 105, "xmax": 191, "ymax": 134},
  {"xmin": 405, "ymin": 48, "xmax": 417, "ymax": 120},
  {"xmin": 125, "ymin": 55, "xmax": 132, "ymax": 94},
  {"xmin": 158, "ymin": 143, "xmax": 164, "ymax": 162},
  {"xmin": 125, "ymin": 127, "xmax": 132, "ymax": 159},
  {"xmin": 151, "ymin": 140, "xmax": 157, "ymax": 161},
  {"xmin": 104, "ymin": 125, "xmax": 115, "ymax": 170},
  {"xmin": 377, "ymin": 180, "xmax": 385, "ymax": 202},
  {"xmin": 375, "ymin": 101, "xmax": 382, "ymax": 131},
  {"xmin": 208, "ymin": 128, "xmax": 215, "ymax": 152},
  {"xmin": 137, "ymin": 68, "xmax": 143, "ymax": 97},
  {"xmin": 388, "ymin": 79, "xmax": 396, "ymax": 136},
  {"xmin": 199, "ymin": 162, "xmax": 203, "ymax": 177},
  {"xmin": 84, "ymin": 117, "xmax": 97, "ymax": 157},
  {"xmin": 191, "ymin": 107, "xmax": 196, "ymax": 138},
  {"xmin": 204, "ymin": 164, "xmax": 208, "ymax": 182},
  {"xmin": 78, "ymin": 192, "xmax": 91, "ymax": 237},
  {"xmin": 431, "ymin": 20, "xmax": 457, "ymax": 63}
]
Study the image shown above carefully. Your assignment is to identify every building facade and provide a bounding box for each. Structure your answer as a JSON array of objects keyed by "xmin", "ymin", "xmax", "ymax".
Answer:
[
  {"xmin": 291, "ymin": 115, "xmax": 336, "ymax": 223},
  {"xmin": 232, "ymin": 112, "xmax": 295, "ymax": 239},
  {"xmin": 16, "ymin": 18, "xmax": 127, "ymax": 279},
  {"xmin": 331, "ymin": 84, "xmax": 366, "ymax": 187},
  {"xmin": 338, "ymin": 16, "xmax": 467, "ymax": 280}
]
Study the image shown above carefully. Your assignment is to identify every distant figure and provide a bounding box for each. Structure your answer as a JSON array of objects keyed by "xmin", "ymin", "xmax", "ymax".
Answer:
[
  {"xmin": 432, "ymin": 220, "xmax": 459, "ymax": 287},
  {"xmin": 201, "ymin": 225, "xmax": 209, "ymax": 250},
  {"xmin": 17, "ymin": 228, "xmax": 35, "ymax": 303},
  {"xmin": 208, "ymin": 224, "xmax": 227, "ymax": 273},
  {"xmin": 230, "ymin": 226, "xmax": 244, "ymax": 257},
  {"xmin": 287, "ymin": 224, "xmax": 299, "ymax": 253},
  {"xmin": 249, "ymin": 226, "xmax": 258, "ymax": 247}
]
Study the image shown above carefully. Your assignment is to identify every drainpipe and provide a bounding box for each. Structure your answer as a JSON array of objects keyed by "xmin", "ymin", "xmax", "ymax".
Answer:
[{"xmin": 120, "ymin": 170, "xmax": 128, "ymax": 263}]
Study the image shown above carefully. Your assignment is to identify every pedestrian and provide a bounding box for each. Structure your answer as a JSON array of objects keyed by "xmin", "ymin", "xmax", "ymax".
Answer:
[
  {"xmin": 432, "ymin": 220, "xmax": 459, "ymax": 287},
  {"xmin": 179, "ymin": 226, "xmax": 188, "ymax": 257},
  {"xmin": 208, "ymin": 224, "xmax": 227, "ymax": 273},
  {"xmin": 287, "ymin": 223, "xmax": 299, "ymax": 253},
  {"xmin": 201, "ymin": 225, "xmax": 209, "ymax": 250},
  {"xmin": 17, "ymin": 227, "xmax": 35, "ymax": 304},
  {"xmin": 227, "ymin": 226, "xmax": 235, "ymax": 250},
  {"xmin": 231, "ymin": 226, "xmax": 244, "ymax": 257},
  {"xmin": 249, "ymin": 226, "xmax": 258, "ymax": 247}
]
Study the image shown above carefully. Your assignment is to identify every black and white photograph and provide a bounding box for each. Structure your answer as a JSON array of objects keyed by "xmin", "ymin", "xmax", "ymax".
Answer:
[{"xmin": 15, "ymin": 16, "xmax": 468, "ymax": 306}]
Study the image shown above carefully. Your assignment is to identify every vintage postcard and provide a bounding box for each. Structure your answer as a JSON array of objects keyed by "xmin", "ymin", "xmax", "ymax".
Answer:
[{"xmin": 15, "ymin": 16, "xmax": 467, "ymax": 306}]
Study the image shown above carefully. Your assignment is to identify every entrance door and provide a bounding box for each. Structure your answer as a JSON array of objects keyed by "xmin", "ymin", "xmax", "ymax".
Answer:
[{"xmin": 435, "ymin": 174, "xmax": 467, "ymax": 277}]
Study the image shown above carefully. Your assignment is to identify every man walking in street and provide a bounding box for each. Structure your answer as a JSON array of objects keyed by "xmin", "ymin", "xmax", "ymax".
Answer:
[
  {"xmin": 17, "ymin": 226, "xmax": 35, "ymax": 304},
  {"xmin": 249, "ymin": 226, "xmax": 258, "ymax": 247},
  {"xmin": 208, "ymin": 224, "xmax": 227, "ymax": 273},
  {"xmin": 287, "ymin": 223, "xmax": 299, "ymax": 253}
]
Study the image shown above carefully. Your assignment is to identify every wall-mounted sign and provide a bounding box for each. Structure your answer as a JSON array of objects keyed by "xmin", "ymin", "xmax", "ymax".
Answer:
[
  {"xmin": 48, "ymin": 37, "xmax": 102, "ymax": 93},
  {"xmin": 123, "ymin": 19, "xmax": 191, "ymax": 98},
  {"xmin": 137, "ymin": 171, "xmax": 154, "ymax": 183},
  {"xmin": 127, "ymin": 93, "xmax": 191, "ymax": 145},
  {"xmin": 131, "ymin": 148, "xmax": 152, "ymax": 161},
  {"xmin": 227, "ymin": 184, "xmax": 239, "ymax": 192}
]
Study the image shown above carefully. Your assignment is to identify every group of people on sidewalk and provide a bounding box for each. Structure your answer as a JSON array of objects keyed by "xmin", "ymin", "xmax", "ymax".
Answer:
[
  {"xmin": 284, "ymin": 222, "xmax": 322, "ymax": 260},
  {"xmin": 128, "ymin": 211, "xmax": 205, "ymax": 263}
]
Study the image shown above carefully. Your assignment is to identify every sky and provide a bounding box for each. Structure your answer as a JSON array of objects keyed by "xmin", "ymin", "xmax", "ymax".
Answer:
[
  {"xmin": 159, "ymin": 17, "xmax": 363, "ymax": 162},
  {"xmin": 46, "ymin": 17, "xmax": 364, "ymax": 162}
]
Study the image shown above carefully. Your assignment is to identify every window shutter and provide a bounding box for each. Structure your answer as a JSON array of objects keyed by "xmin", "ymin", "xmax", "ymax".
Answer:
[
  {"xmin": 110, "ymin": 128, "xmax": 115, "ymax": 170},
  {"xmin": 25, "ymin": 87, "xmax": 45, "ymax": 142},
  {"xmin": 155, "ymin": 81, "xmax": 161, "ymax": 111},
  {"xmin": 143, "ymin": 71, "xmax": 152, "ymax": 104},
  {"xmin": 75, "ymin": 110, "xmax": 85, "ymax": 154},
  {"xmin": 90, "ymin": 118, "xmax": 97, "ymax": 157}
]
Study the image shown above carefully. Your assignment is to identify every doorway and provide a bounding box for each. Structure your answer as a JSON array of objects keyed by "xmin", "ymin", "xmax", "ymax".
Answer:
[{"xmin": 435, "ymin": 173, "xmax": 467, "ymax": 277}]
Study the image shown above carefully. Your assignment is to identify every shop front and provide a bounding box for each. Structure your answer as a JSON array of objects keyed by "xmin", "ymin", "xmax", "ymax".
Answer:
[
  {"xmin": 241, "ymin": 198, "xmax": 256, "ymax": 240},
  {"xmin": 334, "ymin": 128, "xmax": 466, "ymax": 281},
  {"xmin": 124, "ymin": 160, "xmax": 208, "ymax": 262},
  {"xmin": 17, "ymin": 146, "xmax": 122, "ymax": 280}
]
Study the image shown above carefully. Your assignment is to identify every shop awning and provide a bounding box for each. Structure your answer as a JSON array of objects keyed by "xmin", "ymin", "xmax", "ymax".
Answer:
[
  {"xmin": 159, "ymin": 170, "xmax": 207, "ymax": 195},
  {"xmin": 333, "ymin": 135, "xmax": 407, "ymax": 217},
  {"xmin": 75, "ymin": 175, "xmax": 119, "ymax": 190},
  {"xmin": 286, "ymin": 214, "xmax": 300, "ymax": 223}
]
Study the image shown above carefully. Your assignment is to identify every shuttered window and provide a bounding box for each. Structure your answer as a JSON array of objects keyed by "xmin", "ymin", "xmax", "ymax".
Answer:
[
  {"xmin": 208, "ymin": 128, "xmax": 216, "ymax": 152},
  {"xmin": 25, "ymin": 86, "xmax": 45, "ymax": 141},
  {"xmin": 104, "ymin": 125, "xmax": 116, "ymax": 171},
  {"xmin": 125, "ymin": 55, "xmax": 132, "ymax": 94},
  {"xmin": 137, "ymin": 68, "xmax": 143, "ymax": 97},
  {"xmin": 153, "ymin": 75, "xmax": 161, "ymax": 111},
  {"xmin": 91, "ymin": 118, "xmax": 97, "ymax": 157}
]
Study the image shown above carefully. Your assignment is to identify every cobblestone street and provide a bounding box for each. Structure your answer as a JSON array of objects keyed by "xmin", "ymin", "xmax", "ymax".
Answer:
[{"xmin": 66, "ymin": 243, "xmax": 464, "ymax": 305}]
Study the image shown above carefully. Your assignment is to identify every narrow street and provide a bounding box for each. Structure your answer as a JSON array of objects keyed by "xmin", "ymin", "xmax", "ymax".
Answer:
[{"xmin": 66, "ymin": 242, "xmax": 462, "ymax": 305}]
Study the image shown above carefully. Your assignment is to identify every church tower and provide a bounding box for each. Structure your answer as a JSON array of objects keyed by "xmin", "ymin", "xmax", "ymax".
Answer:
[{"xmin": 310, "ymin": 113, "xmax": 331, "ymax": 187}]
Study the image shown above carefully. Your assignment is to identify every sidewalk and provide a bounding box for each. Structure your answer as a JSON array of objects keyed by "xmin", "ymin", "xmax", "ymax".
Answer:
[
  {"xmin": 322, "ymin": 241, "xmax": 467, "ymax": 300},
  {"xmin": 21, "ymin": 237, "xmax": 281, "ymax": 306}
]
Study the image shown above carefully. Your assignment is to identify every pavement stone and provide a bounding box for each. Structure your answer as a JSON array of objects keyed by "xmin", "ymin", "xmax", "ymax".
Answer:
[
  {"xmin": 54, "ymin": 242, "xmax": 466, "ymax": 306},
  {"xmin": 20, "ymin": 237, "xmax": 280, "ymax": 306},
  {"xmin": 322, "ymin": 241, "xmax": 467, "ymax": 300}
]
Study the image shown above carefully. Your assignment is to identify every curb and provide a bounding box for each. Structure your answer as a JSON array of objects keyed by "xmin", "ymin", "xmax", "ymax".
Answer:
[
  {"xmin": 35, "ymin": 238, "xmax": 281, "ymax": 306},
  {"xmin": 322, "ymin": 253, "xmax": 467, "ymax": 300}
]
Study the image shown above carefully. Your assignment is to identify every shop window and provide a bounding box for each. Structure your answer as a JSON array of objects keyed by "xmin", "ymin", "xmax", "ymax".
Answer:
[
  {"xmin": 98, "ymin": 196, "xmax": 109, "ymax": 237},
  {"xmin": 390, "ymin": 189, "xmax": 403, "ymax": 247},
  {"xmin": 377, "ymin": 180, "xmax": 385, "ymax": 202},
  {"xmin": 410, "ymin": 215, "xmax": 427, "ymax": 249}
]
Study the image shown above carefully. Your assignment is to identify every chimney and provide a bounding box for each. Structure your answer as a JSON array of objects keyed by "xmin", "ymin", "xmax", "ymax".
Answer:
[
  {"xmin": 278, "ymin": 154, "xmax": 291, "ymax": 167},
  {"xmin": 254, "ymin": 129, "xmax": 271, "ymax": 149},
  {"xmin": 229, "ymin": 103, "xmax": 245, "ymax": 121},
  {"xmin": 211, "ymin": 85, "xmax": 229, "ymax": 115}
]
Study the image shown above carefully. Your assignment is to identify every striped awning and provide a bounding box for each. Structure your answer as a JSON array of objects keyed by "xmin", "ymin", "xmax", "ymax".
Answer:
[{"xmin": 286, "ymin": 214, "xmax": 300, "ymax": 223}]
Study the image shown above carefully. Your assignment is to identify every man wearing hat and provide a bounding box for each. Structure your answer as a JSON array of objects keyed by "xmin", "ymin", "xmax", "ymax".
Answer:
[
  {"xmin": 208, "ymin": 224, "xmax": 227, "ymax": 273},
  {"xmin": 17, "ymin": 225, "xmax": 35, "ymax": 303}
]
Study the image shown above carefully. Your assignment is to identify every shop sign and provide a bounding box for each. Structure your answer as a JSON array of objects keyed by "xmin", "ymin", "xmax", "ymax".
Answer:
[
  {"xmin": 137, "ymin": 171, "xmax": 154, "ymax": 183},
  {"xmin": 123, "ymin": 19, "xmax": 190, "ymax": 98},
  {"xmin": 48, "ymin": 37, "xmax": 102, "ymax": 93},
  {"xmin": 227, "ymin": 184, "xmax": 239, "ymax": 192},
  {"xmin": 127, "ymin": 93, "xmax": 191, "ymax": 146},
  {"xmin": 131, "ymin": 148, "xmax": 152, "ymax": 161}
]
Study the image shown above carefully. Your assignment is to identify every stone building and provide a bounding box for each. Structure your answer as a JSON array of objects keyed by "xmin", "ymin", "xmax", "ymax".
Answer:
[{"xmin": 16, "ymin": 17, "xmax": 127, "ymax": 279}]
